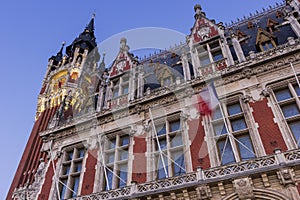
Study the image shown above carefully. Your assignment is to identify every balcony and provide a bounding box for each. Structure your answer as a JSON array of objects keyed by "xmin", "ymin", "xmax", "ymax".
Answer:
[{"xmin": 70, "ymin": 148, "xmax": 300, "ymax": 200}]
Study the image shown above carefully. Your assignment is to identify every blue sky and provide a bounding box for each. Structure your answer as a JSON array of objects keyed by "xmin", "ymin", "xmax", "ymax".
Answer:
[{"xmin": 0, "ymin": 0, "xmax": 282, "ymax": 198}]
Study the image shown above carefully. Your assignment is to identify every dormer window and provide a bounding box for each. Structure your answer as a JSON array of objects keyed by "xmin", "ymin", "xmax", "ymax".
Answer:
[
  {"xmin": 267, "ymin": 18, "xmax": 279, "ymax": 34},
  {"xmin": 248, "ymin": 21, "xmax": 253, "ymax": 29},
  {"xmin": 198, "ymin": 41, "xmax": 224, "ymax": 67},
  {"xmin": 112, "ymin": 75, "xmax": 130, "ymax": 98},
  {"xmin": 157, "ymin": 65, "xmax": 174, "ymax": 87},
  {"xmin": 261, "ymin": 41, "xmax": 274, "ymax": 51},
  {"xmin": 256, "ymin": 28, "xmax": 277, "ymax": 52}
]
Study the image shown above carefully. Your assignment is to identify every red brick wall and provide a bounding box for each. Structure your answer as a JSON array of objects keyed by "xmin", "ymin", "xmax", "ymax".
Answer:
[
  {"xmin": 81, "ymin": 149, "xmax": 98, "ymax": 195},
  {"xmin": 188, "ymin": 117, "xmax": 210, "ymax": 171},
  {"xmin": 132, "ymin": 134, "xmax": 147, "ymax": 184},
  {"xmin": 250, "ymin": 98, "xmax": 287, "ymax": 154},
  {"xmin": 37, "ymin": 160, "xmax": 56, "ymax": 200}
]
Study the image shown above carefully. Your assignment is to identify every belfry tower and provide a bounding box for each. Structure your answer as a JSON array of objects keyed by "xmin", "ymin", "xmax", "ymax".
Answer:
[{"xmin": 7, "ymin": 16, "xmax": 102, "ymax": 200}]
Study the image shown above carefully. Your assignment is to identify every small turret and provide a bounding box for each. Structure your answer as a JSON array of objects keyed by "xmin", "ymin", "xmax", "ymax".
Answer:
[{"xmin": 48, "ymin": 42, "xmax": 65, "ymax": 68}]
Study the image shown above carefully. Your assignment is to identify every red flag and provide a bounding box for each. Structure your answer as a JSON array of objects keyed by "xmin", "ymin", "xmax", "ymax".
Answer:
[{"xmin": 197, "ymin": 82, "xmax": 219, "ymax": 116}]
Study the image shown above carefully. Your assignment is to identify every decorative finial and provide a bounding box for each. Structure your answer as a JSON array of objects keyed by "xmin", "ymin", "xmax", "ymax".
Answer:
[
  {"xmin": 92, "ymin": 12, "xmax": 96, "ymax": 19},
  {"xmin": 194, "ymin": 4, "xmax": 202, "ymax": 12},
  {"xmin": 62, "ymin": 41, "xmax": 66, "ymax": 46}
]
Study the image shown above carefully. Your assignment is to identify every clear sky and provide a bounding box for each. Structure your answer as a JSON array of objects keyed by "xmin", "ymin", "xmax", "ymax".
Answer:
[{"xmin": 0, "ymin": 0, "xmax": 282, "ymax": 198}]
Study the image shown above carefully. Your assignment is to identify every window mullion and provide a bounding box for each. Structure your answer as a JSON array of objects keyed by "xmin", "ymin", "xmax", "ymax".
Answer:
[{"xmin": 289, "ymin": 83, "xmax": 300, "ymax": 109}]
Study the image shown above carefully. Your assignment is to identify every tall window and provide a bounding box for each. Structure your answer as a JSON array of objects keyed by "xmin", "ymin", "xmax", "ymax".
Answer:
[
  {"xmin": 274, "ymin": 83, "xmax": 300, "ymax": 147},
  {"xmin": 59, "ymin": 146, "xmax": 85, "ymax": 199},
  {"xmin": 153, "ymin": 117, "xmax": 186, "ymax": 180},
  {"xmin": 103, "ymin": 134, "xmax": 130, "ymax": 190},
  {"xmin": 211, "ymin": 101, "xmax": 255, "ymax": 165}
]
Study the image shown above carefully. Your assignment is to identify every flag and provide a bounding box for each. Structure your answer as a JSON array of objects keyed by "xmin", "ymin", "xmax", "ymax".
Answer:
[{"xmin": 198, "ymin": 82, "xmax": 219, "ymax": 116}]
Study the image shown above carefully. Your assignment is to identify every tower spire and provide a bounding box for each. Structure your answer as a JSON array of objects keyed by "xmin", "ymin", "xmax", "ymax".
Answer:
[
  {"xmin": 85, "ymin": 13, "xmax": 96, "ymax": 33},
  {"xmin": 49, "ymin": 41, "xmax": 65, "ymax": 65}
]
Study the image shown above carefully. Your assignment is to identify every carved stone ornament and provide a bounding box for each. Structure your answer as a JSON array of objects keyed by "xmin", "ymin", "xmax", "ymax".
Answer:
[
  {"xmin": 241, "ymin": 67, "xmax": 253, "ymax": 79},
  {"xmin": 261, "ymin": 88, "xmax": 270, "ymax": 97},
  {"xmin": 87, "ymin": 136, "xmax": 98, "ymax": 149},
  {"xmin": 241, "ymin": 94, "xmax": 252, "ymax": 103},
  {"xmin": 130, "ymin": 124, "xmax": 144, "ymax": 136},
  {"xmin": 233, "ymin": 177, "xmax": 255, "ymax": 200},
  {"xmin": 12, "ymin": 159, "xmax": 47, "ymax": 200},
  {"xmin": 182, "ymin": 106, "xmax": 199, "ymax": 120},
  {"xmin": 277, "ymin": 167, "xmax": 296, "ymax": 186},
  {"xmin": 196, "ymin": 184, "xmax": 212, "ymax": 200}
]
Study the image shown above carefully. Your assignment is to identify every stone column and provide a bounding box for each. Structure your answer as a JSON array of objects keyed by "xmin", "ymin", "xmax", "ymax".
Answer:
[
  {"xmin": 287, "ymin": 15, "xmax": 300, "ymax": 38},
  {"xmin": 231, "ymin": 34, "xmax": 246, "ymax": 63},
  {"xmin": 181, "ymin": 52, "xmax": 191, "ymax": 81}
]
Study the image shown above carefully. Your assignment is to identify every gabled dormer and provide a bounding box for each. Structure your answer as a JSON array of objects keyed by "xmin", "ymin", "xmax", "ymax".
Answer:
[
  {"xmin": 186, "ymin": 4, "xmax": 233, "ymax": 77},
  {"xmin": 109, "ymin": 38, "xmax": 137, "ymax": 77},
  {"xmin": 256, "ymin": 28, "xmax": 277, "ymax": 51},
  {"xmin": 189, "ymin": 5, "xmax": 219, "ymax": 45}
]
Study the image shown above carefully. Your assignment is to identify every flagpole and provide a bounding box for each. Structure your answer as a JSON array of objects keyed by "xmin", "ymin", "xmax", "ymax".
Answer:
[
  {"xmin": 98, "ymin": 134, "xmax": 110, "ymax": 190},
  {"xmin": 290, "ymin": 62, "xmax": 300, "ymax": 88}
]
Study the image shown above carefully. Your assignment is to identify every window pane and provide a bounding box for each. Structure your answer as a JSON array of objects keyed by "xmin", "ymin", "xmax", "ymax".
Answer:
[
  {"xmin": 231, "ymin": 118, "xmax": 247, "ymax": 132},
  {"xmin": 105, "ymin": 168, "xmax": 113, "ymax": 190},
  {"xmin": 294, "ymin": 85, "xmax": 300, "ymax": 96},
  {"xmin": 75, "ymin": 163, "xmax": 82, "ymax": 172},
  {"xmin": 107, "ymin": 153, "xmax": 115, "ymax": 164},
  {"xmin": 170, "ymin": 120, "xmax": 180, "ymax": 132},
  {"xmin": 71, "ymin": 176, "xmax": 80, "ymax": 197},
  {"xmin": 200, "ymin": 55, "xmax": 210, "ymax": 66},
  {"xmin": 156, "ymin": 124, "xmax": 166, "ymax": 136},
  {"xmin": 212, "ymin": 51, "xmax": 223, "ymax": 61},
  {"xmin": 289, "ymin": 121, "xmax": 300, "ymax": 147},
  {"xmin": 119, "ymin": 149, "xmax": 128, "ymax": 160},
  {"xmin": 236, "ymin": 135, "xmax": 255, "ymax": 160},
  {"xmin": 67, "ymin": 151, "xmax": 73, "ymax": 161},
  {"xmin": 212, "ymin": 107, "xmax": 222, "ymax": 120},
  {"xmin": 78, "ymin": 148, "xmax": 85, "ymax": 158},
  {"xmin": 163, "ymin": 78, "xmax": 171, "ymax": 86},
  {"xmin": 281, "ymin": 104, "xmax": 300, "ymax": 118},
  {"xmin": 218, "ymin": 140, "xmax": 235, "ymax": 165},
  {"xmin": 156, "ymin": 138, "xmax": 167, "ymax": 150},
  {"xmin": 157, "ymin": 155, "xmax": 168, "ymax": 179},
  {"xmin": 63, "ymin": 165, "xmax": 70, "ymax": 175},
  {"xmin": 122, "ymin": 85, "xmax": 129, "ymax": 95},
  {"xmin": 227, "ymin": 103, "xmax": 242, "ymax": 115},
  {"xmin": 275, "ymin": 89, "xmax": 292, "ymax": 102},
  {"xmin": 170, "ymin": 134, "xmax": 183, "ymax": 147},
  {"xmin": 108, "ymin": 139, "xmax": 116, "ymax": 149},
  {"xmin": 172, "ymin": 151, "xmax": 185, "ymax": 176},
  {"xmin": 118, "ymin": 164, "xmax": 128, "ymax": 188},
  {"xmin": 60, "ymin": 179, "xmax": 68, "ymax": 199},
  {"xmin": 120, "ymin": 135, "xmax": 129, "ymax": 146},
  {"xmin": 113, "ymin": 89, "xmax": 119, "ymax": 98},
  {"xmin": 213, "ymin": 123, "xmax": 227, "ymax": 135}
]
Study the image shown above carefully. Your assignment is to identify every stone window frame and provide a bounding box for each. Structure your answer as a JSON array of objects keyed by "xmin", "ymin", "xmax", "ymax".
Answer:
[
  {"xmin": 147, "ymin": 112, "xmax": 190, "ymax": 181},
  {"xmin": 111, "ymin": 73, "xmax": 130, "ymax": 99},
  {"xmin": 207, "ymin": 95, "xmax": 259, "ymax": 167},
  {"xmin": 58, "ymin": 144, "xmax": 86, "ymax": 199},
  {"xmin": 268, "ymin": 80, "xmax": 300, "ymax": 150},
  {"xmin": 99, "ymin": 131, "xmax": 132, "ymax": 191}
]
